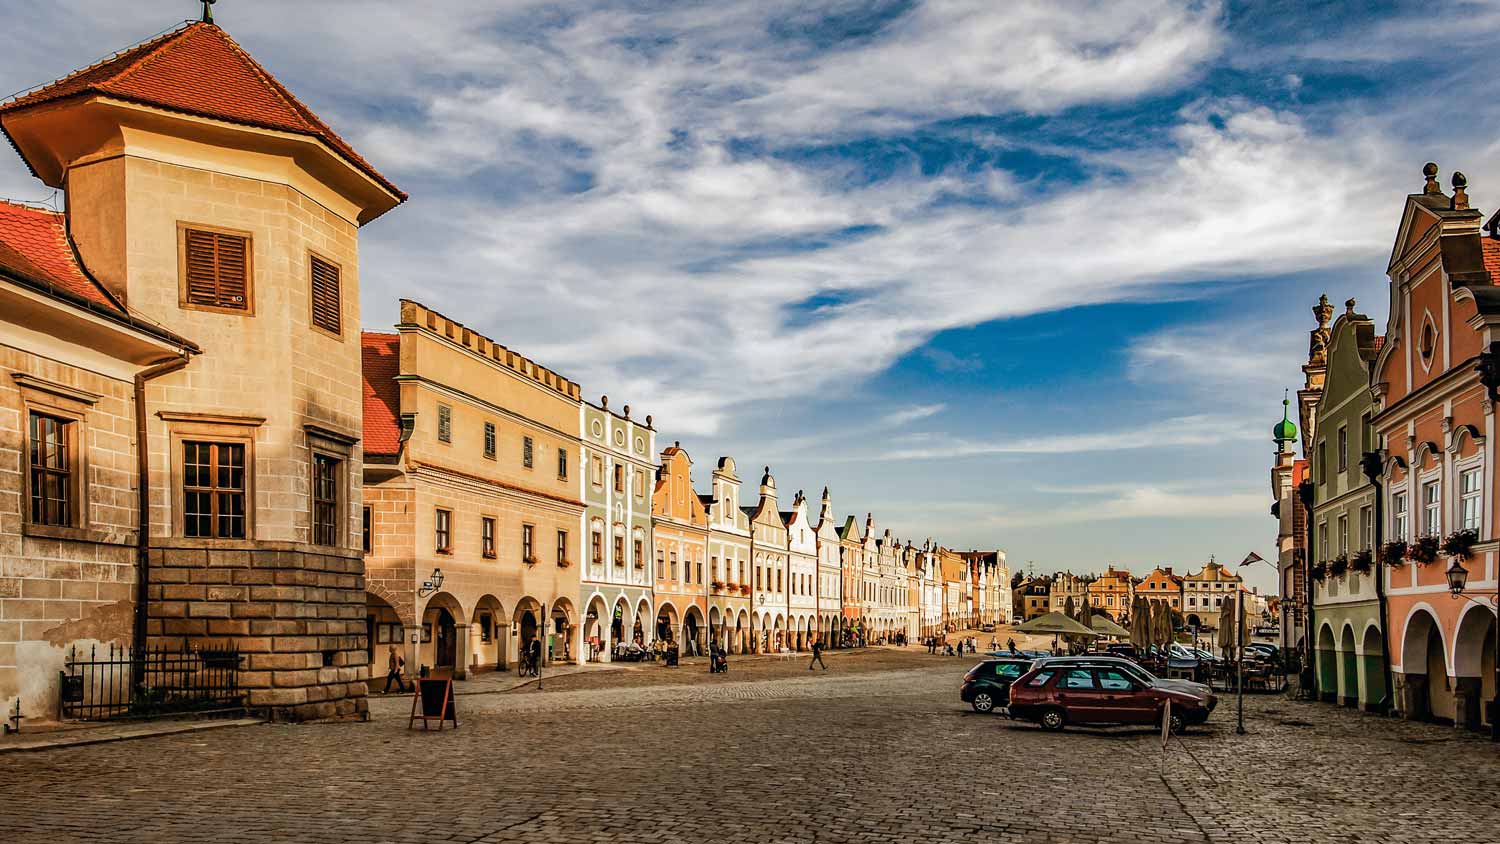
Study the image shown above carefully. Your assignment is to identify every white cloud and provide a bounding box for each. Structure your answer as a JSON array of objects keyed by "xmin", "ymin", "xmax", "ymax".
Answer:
[
  {"xmin": 863, "ymin": 414, "xmax": 1260, "ymax": 461},
  {"xmin": 987, "ymin": 485, "xmax": 1266, "ymax": 529},
  {"xmin": 880, "ymin": 403, "xmax": 945, "ymax": 427}
]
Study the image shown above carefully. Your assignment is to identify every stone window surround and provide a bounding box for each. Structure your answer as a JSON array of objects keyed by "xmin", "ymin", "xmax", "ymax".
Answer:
[
  {"xmin": 177, "ymin": 220, "xmax": 256, "ymax": 317},
  {"xmin": 15, "ymin": 374, "xmax": 100, "ymax": 542},
  {"xmin": 305, "ymin": 424, "xmax": 356, "ymax": 549},
  {"xmin": 159, "ymin": 411, "xmax": 264, "ymax": 543}
]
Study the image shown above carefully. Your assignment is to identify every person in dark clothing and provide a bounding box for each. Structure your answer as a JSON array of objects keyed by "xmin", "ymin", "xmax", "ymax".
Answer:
[
  {"xmin": 383, "ymin": 646, "xmax": 407, "ymax": 693},
  {"xmin": 1007, "ymin": 638, "xmax": 1018, "ymax": 656},
  {"xmin": 808, "ymin": 637, "xmax": 828, "ymax": 670},
  {"xmin": 527, "ymin": 637, "xmax": 543, "ymax": 676}
]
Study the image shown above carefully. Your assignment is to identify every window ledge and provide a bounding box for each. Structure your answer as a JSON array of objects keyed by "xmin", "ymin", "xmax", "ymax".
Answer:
[{"xmin": 23, "ymin": 523, "xmax": 134, "ymax": 546}]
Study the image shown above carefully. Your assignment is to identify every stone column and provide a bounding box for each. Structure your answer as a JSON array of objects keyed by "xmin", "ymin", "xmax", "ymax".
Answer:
[
  {"xmin": 451, "ymin": 623, "xmax": 471, "ymax": 680},
  {"xmin": 1455, "ymin": 676, "xmax": 1482, "ymax": 730}
]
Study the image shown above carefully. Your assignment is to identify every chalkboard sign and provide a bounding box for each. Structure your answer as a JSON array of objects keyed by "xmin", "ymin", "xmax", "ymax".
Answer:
[{"xmin": 408, "ymin": 677, "xmax": 458, "ymax": 730}]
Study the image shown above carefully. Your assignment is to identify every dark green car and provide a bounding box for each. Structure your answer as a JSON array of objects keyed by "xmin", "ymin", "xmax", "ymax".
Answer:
[{"xmin": 960, "ymin": 658, "xmax": 1033, "ymax": 713}]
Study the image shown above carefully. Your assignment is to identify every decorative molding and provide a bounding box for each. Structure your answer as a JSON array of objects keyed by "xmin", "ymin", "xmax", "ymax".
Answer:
[
  {"xmin": 11, "ymin": 373, "xmax": 101, "ymax": 406},
  {"xmin": 1448, "ymin": 423, "xmax": 1483, "ymax": 455},
  {"xmin": 304, "ymin": 423, "xmax": 359, "ymax": 447},
  {"xmin": 156, "ymin": 410, "xmax": 265, "ymax": 427}
]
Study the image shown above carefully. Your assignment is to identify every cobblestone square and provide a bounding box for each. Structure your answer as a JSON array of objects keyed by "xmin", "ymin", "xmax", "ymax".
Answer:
[{"xmin": 2, "ymin": 652, "xmax": 1496, "ymax": 843}]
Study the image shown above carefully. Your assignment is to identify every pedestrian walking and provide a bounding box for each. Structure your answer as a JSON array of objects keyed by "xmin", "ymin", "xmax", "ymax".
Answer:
[
  {"xmin": 808, "ymin": 637, "xmax": 828, "ymax": 670},
  {"xmin": 383, "ymin": 645, "xmax": 407, "ymax": 693}
]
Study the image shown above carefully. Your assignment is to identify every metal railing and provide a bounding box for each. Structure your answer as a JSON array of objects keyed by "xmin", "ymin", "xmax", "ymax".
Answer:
[{"xmin": 59, "ymin": 643, "xmax": 245, "ymax": 720}]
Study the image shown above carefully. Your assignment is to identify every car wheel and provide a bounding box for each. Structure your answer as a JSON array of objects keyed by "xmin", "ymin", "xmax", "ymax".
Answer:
[
  {"xmin": 1166, "ymin": 710, "xmax": 1185, "ymax": 735},
  {"xmin": 1038, "ymin": 707, "xmax": 1066, "ymax": 731},
  {"xmin": 971, "ymin": 692, "xmax": 994, "ymax": 714}
]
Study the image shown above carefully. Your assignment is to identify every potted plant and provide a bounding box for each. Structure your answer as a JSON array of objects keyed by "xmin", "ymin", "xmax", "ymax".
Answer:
[
  {"xmin": 1442, "ymin": 528, "xmax": 1479, "ymax": 560},
  {"xmin": 711, "ymin": 580, "xmax": 725, "ymax": 593},
  {"xmin": 1310, "ymin": 560, "xmax": 1328, "ymax": 582},
  {"xmin": 1380, "ymin": 540, "xmax": 1408, "ymax": 568},
  {"xmin": 740, "ymin": 584, "xmax": 751, "ymax": 596},
  {"xmin": 1351, "ymin": 548, "xmax": 1373, "ymax": 573},
  {"xmin": 1328, "ymin": 554, "xmax": 1348, "ymax": 577},
  {"xmin": 1410, "ymin": 534, "xmax": 1441, "ymax": 566}
]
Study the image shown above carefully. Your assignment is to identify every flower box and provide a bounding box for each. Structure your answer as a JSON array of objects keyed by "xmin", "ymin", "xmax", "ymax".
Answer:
[
  {"xmin": 1351, "ymin": 549, "xmax": 1373, "ymax": 573},
  {"xmin": 1410, "ymin": 535, "xmax": 1441, "ymax": 566},
  {"xmin": 1379, "ymin": 541, "xmax": 1408, "ymax": 568},
  {"xmin": 1328, "ymin": 555, "xmax": 1348, "ymax": 577},
  {"xmin": 1442, "ymin": 529, "xmax": 1479, "ymax": 560},
  {"xmin": 1310, "ymin": 561, "xmax": 1328, "ymax": 582}
]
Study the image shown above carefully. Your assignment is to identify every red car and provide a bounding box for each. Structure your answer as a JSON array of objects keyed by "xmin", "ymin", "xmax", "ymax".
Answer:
[{"xmin": 1006, "ymin": 664, "xmax": 1216, "ymax": 733}]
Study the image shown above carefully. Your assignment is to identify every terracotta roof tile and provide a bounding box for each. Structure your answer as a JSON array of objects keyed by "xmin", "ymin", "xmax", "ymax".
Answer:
[
  {"xmin": 1482, "ymin": 237, "xmax": 1500, "ymax": 281},
  {"xmin": 361, "ymin": 331, "xmax": 401, "ymax": 458},
  {"xmin": 0, "ymin": 200, "xmax": 119, "ymax": 311},
  {"xmin": 1, "ymin": 22, "xmax": 403, "ymax": 201}
]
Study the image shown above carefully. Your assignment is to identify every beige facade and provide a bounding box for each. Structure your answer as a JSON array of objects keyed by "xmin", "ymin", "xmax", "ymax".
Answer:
[{"xmin": 362, "ymin": 301, "xmax": 585, "ymax": 680}]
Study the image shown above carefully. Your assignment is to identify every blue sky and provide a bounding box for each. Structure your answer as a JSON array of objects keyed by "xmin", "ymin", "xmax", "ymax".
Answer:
[{"xmin": 6, "ymin": 1, "xmax": 1500, "ymax": 593}]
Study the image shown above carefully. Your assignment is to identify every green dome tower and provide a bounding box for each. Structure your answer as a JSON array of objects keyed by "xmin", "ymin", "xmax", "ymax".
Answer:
[{"xmin": 1272, "ymin": 390, "xmax": 1298, "ymax": 453}]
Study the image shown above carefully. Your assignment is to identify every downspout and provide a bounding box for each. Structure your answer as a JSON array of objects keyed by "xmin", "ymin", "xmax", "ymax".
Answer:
[
  {"xmin": 1361, "ymin": 450, "xmax": 1395, "ymax": 712},
  {"xmin": 133, "ymin": 353, "xmax": 192, "ymax": 690},
  {"xmin": 1298, "ymin": 478, "xmax": 1317, "ymax": 691}
]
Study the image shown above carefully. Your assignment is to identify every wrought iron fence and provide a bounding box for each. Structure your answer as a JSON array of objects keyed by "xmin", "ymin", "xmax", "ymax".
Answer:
[{"xmin": 59, "ymin": 642, "xmax": 245, "ymax": 720}]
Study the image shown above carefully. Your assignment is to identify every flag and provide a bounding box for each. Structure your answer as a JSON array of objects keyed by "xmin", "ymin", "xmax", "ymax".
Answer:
[{"xmin": 1238, "ymin": 552, "xmax": 1266, "ymax": 568}]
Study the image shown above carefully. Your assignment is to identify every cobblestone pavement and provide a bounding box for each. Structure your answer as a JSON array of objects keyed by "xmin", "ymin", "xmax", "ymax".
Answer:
[{"xmin": 1, "ymin": 654, "xmax": 1497, "ymax": 843}]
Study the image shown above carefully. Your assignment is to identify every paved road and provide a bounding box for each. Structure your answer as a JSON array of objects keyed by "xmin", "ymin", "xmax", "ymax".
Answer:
[{"xmin": 1, "ymin": 654, "xmax": 1497, "ymax": 843}]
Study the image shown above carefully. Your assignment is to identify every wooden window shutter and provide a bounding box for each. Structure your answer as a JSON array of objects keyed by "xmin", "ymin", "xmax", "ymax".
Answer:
[
  {"xmin": 184, "ymin": 228, "xmax": 249, "ymax": 310},
  {"xmin": 310, "ymin": 255, "xmax": 342, "ymax": 335}
]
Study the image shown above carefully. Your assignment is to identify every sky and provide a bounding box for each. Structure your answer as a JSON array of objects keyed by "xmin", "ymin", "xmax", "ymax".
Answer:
[{"xmin": 6, "ymin": 1, "xmax": 1500, "ymax": 593}]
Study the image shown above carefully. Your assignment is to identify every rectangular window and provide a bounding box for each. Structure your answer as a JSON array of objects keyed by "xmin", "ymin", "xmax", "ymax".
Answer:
[
  {"xmin": 634, "ymin": 471, "xmax": 644, "ymax": 499},
  {"xmin": 483, "ymin": 422, "xmax": 496, "ymax": 459},
  {"xmin": 614, "ymin": 535, "xmax": 625, "ymax": 567},
  {"xmin": 523, "ymin": 436, "xmax": 534, "ymax": 469},
  {"xmin": 656, "ymin": 549, "xmax": 665, "ymax": 580},
  {"xmin": 1337, "ymin": 426, "xmax": 1347, "ymax": 472},
  {"xmin": 1317, "ymin": 441, "xmax": 1326, "ymax": 484},
  {"xmin": 522, "ymin": 523, "xmax": 535, "ymax": 562},
  {"xmin": 592, "ymin": 530, "xmax": 604, "ymax": 565},
  {"xmin": 1337, "ymin": 514, "xmax": 1348, "ymax": 556},
  {"xmin": 362, "ymin": 505, "xmax": 372, "ymax": 554},
  {"xmin": 1317, "ymin": 522, "xmax": 1327, "ymax": 560},
  {"xmin": 309, "ymin": 254, "xmax": 341, "ymax": 335},
  {"xmin": 312, "ymin": 453, "xmax": 339, "ymax": 546},
  {"xmin": 711, "ymin": 555, "xmax": 718, "ymax": 581},
  {"xmin": 670, "ymin": 552, "xmax": 679, "ymax": 581},
  {"xmin": 614, "ymin": 464, "xmax": 624, "ymax": 493},
  {"xmin": 592, "ymin": 456, "xmax": 603, "ymax": 486},
  {"xmin": 435, "ymin": 508, "xmax": 451, "ymax": 553},
  {"xmin": 28, "ymin": 412, "xmax": 71, "ymax": 527},
  {"xmin": 1360, "ymin": 505, "xmax": 1373, "ymax": 550},
  {"xmin": 1461, "ymin": 469, "xmax": 1482, "ymax": 532},
  {"xmin": 696, "ymin": 559, "xmax": 703, "ymax": 584},
  {"xmin": 437, "ymin": 405, "xmax": 452, "ymax": 443},
  {"xmin": 181, "ymin": 226, "xmax": 250, "ymax": 311},
  {"xmin": 183, "ymin": 441, "xmax": 246, "ymax": 538},
  {"xmin": 556, "ymin": 530, "xmax": 568, "ymax": 565},
  {"xmin": 1422, "ymin": 480, "xmax": 1440, "ymax": 536},
  {"xmin": 1393, "ymin": 491, "xmax": 1408, "ymax": 541},
  {"xmin": 482, "ymin": 517, "xmax": 496, "ymax": 558},
  {"xmin": 558, "ymin": 449, "xmax": 568, "ymax": 480},
  {"xmin": 634, "ymin": 538, "xmax": 644, "ymax": 569}
]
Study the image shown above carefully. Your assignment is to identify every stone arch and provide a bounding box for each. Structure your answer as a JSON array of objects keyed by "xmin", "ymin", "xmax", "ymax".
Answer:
[
  {"xmin": 421, "ymin": 591, "xmax": 466, "ymax": 676},
  {"xmin": 656, "ymin": 600, "xmax": 680, "ymax": 643},
  {"xmin": 1316, "ymin": 623, "xmax": 1338, "ymax": 702},
  {"xmin": 1399, "ymin": 605, "xmax": 1450, "ymax": 722},
  {"xmin": 635, "ymin": 597, "xmax": 653, "ymax": 644},
  {"xmin": 364, "ymin": 589, "xmax": 402, "ymax": 675},
  {"xmin": 471, "ymin": 594, "xmax": 507, "ymax": 672},
  {"xmin": 549, "ymin": 597, "xmax": 577, "ymax": 663},
  {"xmin": 513, "ymin": 595, "xmax": 544, "ymax": 667},
  {"xmin": 367, "ymin": 580, "xmax": 414, "ymax": 626},
  {"xmin": 683, "ymin": 604, "xmax": 705, "ymax": 656},
  {"xmin": 1339, "ymin": 623, "xmax": 1359, "ymax": 707},
  {"xmin": 584, "ymin": 593, "xmax": 610, "ymax": 661},
  {"xmin": 1453, "ymin": 602, "xmax": 1496, "ymax": 731},
  {"xmin": 1361, "ymin": 624, "xmax": 1388, "ymax": 710},
  {"xmin": 735, "ymin": 609, "xmax": 750, "ymax": 655}
]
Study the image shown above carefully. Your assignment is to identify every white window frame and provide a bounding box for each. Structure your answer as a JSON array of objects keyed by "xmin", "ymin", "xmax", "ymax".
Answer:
[
  {"xmin": 1421, "ymin": 477, "xmax": 1441, "ymax": 537},
  {"xmin": 1459, "ymin": 463, "xmax": 1482, "ymax": 533}
]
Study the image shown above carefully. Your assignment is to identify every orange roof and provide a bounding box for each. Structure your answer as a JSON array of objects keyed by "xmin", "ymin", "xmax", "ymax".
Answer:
[
  {"xmin": 0, "ymin": 200, "xmax": 120, "ymax": 311},
  {"xmin": 1483, "ymin": 238, "xmax": 1500, "ymax": 280},
  {"xmin": 361, "ymin": 332, "xmax": 401, "ymax": 458},
  {"xmin": 0, "ymin": 22, "xmax": 403, "ymax": 201}
]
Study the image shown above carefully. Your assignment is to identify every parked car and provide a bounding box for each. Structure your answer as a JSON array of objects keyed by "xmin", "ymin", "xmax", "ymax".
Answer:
[
  {"xmin": 979, "ymin": 623, "xmax": 996, "ymax": 633},
  {"xmin": 1030, "ymin": 655, "xmax": 1213, "ymax": 698},
  {"xmin": 960, "ymin": 657, "xmax": 1033, "ymax": 713},
  {"xmin": 1104, "ymin": 644, "xmax": 1139, "ymax": 660},
  {"xmin": 1008, "ymin": 664, "xmax": 1217, "ymax": 733}
]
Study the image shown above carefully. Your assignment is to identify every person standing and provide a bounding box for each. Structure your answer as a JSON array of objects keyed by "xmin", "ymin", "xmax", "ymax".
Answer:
[
  {"xmin": 808, "ymin": 636, "xmax": 828, "ymax": 670},
  {"xmin": 383, "ymin": 645, "xmax": 407, "ymax": 694}
]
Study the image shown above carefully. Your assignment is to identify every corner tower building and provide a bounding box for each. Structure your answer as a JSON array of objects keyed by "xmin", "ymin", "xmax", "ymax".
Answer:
[{"xmin": 0, "ymin": 20, "xmax": 404, "ymax": 720}]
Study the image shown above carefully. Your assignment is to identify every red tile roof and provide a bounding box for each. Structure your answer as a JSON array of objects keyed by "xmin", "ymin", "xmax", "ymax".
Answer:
[
  {"xmin": 0, "ymin": 22, "xmax": 403, "ymax": 201},
  {"xmin": 361, "ymin": 331, "xmax": 402, "ymax": 458},
  {"xmin": 0, "ymin": 199, "xmax": 120, "ymax": 311},
  {"xmin": 1482, "ymin": 237, "xmax": 1500, "ymax": 281}
]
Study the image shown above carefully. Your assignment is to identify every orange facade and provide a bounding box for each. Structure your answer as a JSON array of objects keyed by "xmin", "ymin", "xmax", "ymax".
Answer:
[{"xmin": 651, "ymin": 446, "xmax": 709, "ymax": 652}]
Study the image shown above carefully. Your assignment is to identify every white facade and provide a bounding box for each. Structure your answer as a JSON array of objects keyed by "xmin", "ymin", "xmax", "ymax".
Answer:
[{"xmin": 784, "ymin": 491, "xmax": 819, "ymax": 649}]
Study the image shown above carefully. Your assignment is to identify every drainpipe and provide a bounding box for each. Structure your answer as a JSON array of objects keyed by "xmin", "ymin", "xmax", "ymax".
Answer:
[
  {"xmin": 1298, "ymin": 478, "xmax": 1317, "ymax": 691},
  {"xmin": 133, "ymin": 353, "xmax": 192, "ymax": 693},
  {"xmin": 1361, "ymin": 450, "xmax": 1395, "ymax": 713}
]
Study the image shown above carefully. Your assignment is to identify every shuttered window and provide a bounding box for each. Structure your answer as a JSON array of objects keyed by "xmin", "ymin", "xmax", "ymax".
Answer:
[
  {"xmin": 309, "ymin": 255, "xmax": 342, "ymax": 335},
  {"xmin": 182, "ymin": 227, "xmax": 250, "ymax": 311}
]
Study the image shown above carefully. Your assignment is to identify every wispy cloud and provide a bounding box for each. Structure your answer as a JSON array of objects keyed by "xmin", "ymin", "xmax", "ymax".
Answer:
[
  {"xmin": 881, "ymin": 403, "xmax": 945, "ymax": 427},
  {"xmin": 864, "ymin": 415, "xmax": 1261, "ymax": 461}
]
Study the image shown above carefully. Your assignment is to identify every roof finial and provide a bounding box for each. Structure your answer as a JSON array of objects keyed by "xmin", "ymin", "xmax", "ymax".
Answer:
[
  {"xmin": 202, "ymin": 0, "xmax": 216, "ymax": 24},
  {"xmin": 1423, "ymin": 162, "xmax": 1441, "ymax": 195},
  {"xmin": 1345, "ymin": 297, "xmax": 1356, "ymax": 315},
  {"xmin": 1452, "ymin": 171, "xmax": 1470, "ymax": 210}
]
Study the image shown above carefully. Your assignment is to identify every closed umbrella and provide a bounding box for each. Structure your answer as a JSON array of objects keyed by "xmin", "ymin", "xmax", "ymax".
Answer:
[
  {"xmin": 1130, "ymin": 597, "xmax": 1149, "ymax": 651},
  {"xmin": 1217, "ymin": 597, "xmax": 1237, "ymax": 655},
  {"xmin": 1079, "ymin": 598, "xmax": 1093, "ymax": 631},
  {"xmin": 1063, "ymin": 595, "xmax": 1076, "ymax": 620},
  {"xmin": 1154, "ymin": 599, "xmax": 1172, "ymax": 651}
]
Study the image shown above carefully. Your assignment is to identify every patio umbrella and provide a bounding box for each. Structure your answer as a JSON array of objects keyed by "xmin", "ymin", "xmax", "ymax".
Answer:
[
  {"xmin": 1078, "ymin": 598, "xmax": 1093, "ymax": 631},
  {"xmin": 1089, "ymin": 613, "xmax": 1130, "ymax": 639},
  {"xmin": 1217, "ymin": 597, "xmax": 1237, "ymax": 655},
  {"xmin": 1153, "ymin": 599, "xmax": 1172, "ymax": 650},
  {"xmin": 1012, "ymin": 611, "xmax": 1099, "ymax": 638},
  {"xmin": 1130, "ymin": 597, "xmax": 1149, "ymax": 651}
]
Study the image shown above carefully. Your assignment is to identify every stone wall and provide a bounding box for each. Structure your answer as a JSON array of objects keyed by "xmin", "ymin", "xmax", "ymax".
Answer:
[{"xmin": 147, "ymin": 540, "xmax": 367, "ymax": 722}]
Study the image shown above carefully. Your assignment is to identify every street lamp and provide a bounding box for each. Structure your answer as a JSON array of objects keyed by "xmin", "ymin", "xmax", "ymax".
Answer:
[
  {"xmin": 417, "ymin": 567, "xmax": 443, "ymax": 598},
  {"xmin": 1446, "ymin": 557, "xmax": 1499, "ymax": 742}
]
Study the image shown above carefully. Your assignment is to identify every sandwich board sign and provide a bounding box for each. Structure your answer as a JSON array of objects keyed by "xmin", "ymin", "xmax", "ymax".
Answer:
[{"xmin": 409, "ymin": 676, "xmax": 458, "ymax": 730}]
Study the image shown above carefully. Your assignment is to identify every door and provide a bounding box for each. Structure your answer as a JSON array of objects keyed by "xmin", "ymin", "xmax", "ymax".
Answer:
[
  {"xmin": 1054, "ymin": 668, "xmax": 1106, "ymax": 721},
  {"xmin": 1095, "ymin": 667, "xmax": 1156, "ymax": 723},
  {"xmin": 434, "ymin": 608, "xmax": 456, "ymax": 670}
]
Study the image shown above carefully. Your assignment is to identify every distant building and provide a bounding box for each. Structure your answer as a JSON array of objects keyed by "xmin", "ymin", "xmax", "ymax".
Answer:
[
  {"xmin": 1137, "ymin": 566, "xmax": 1184, "ymax": 613},
  {"xmin": 1086, "ymin": 566, "xmax": 1136, "ymax": 619},
  {"xmin": 1181, "ymin": 558, "xmax": 1242, "ymax": 630}
]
